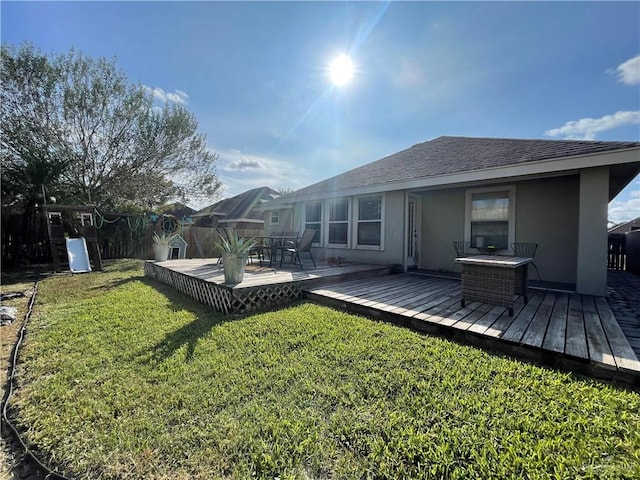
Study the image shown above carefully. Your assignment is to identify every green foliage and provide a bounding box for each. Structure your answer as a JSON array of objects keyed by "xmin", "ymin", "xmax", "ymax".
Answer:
[
  {"xmin": 1, "ymin": 43, "xmax": 221, "ymax": 212},
  {"xmin": 152, "ymin": 231, "xmax": 178, "ymax": 245},
  {"xmin": 12, "ymin": 260, "xmax": 640, "ymax": 479},
  {"xmin": 216, "ymin": 229, "xmax": 257, "ymax": 255}
]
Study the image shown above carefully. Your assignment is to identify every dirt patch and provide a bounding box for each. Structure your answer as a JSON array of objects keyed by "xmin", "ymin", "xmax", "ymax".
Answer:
[{"xmin": 1, "ymin": 272, "xmax": 39, "ymax": 479}]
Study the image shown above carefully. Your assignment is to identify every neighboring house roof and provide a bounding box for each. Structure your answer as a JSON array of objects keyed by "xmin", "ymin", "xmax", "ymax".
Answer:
[
  {"xmin": 265, "ymin": 136, "xmax": 639, "ymax": 206},
  {"xmin": 164, "ymin": 204, "xmax": 197, "ymax": 219},
  {"xmin": 193, "ymin": 186, "xmax": 280, "ymax": 223},
  {"xmin": 608, "ymin": 217, "xmax": 640, "ymax": 234}
]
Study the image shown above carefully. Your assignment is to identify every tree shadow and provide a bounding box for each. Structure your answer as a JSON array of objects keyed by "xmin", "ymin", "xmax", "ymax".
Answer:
[
  {"xmin": 148, "ymin": 311, "xmax": 225, "ymax": 363},
  {"xmin": 132, "ymin": 278, "xmax": 231, "ymax": 365}
]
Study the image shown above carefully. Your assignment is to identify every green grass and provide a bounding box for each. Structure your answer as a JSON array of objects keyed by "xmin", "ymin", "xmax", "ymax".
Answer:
[{"xmin": 11, "ymin": 260, "xmax": 640, "ymax": 479}]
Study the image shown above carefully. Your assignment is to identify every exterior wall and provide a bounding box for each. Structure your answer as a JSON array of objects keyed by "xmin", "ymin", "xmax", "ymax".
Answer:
[
  {"xmin": 417, "ymin": 175, "xmax": 581, "ymax": 285},
  {"xmin": 515, "ymin": 176, "xmax": 579, "ymax": 285},
  {"xmin": 314, "ymin": 191, "xmax": 405, "ymax": 265},
  {"xmin": 270, "ymin": 192, "xmax": 405, "ymax": 266},
  {"xmin": 264, "ymin": 208, "xmax": 295, "ymax": 234},
  {"xmin": 576, "ymin": 167, "xmax": 609, "ymax": 295},
  {"xmin": 419, "ymin": 188, "xmax": 466, "ymax": 271}
]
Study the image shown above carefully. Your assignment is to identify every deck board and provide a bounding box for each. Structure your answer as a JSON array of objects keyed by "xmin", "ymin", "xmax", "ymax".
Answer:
[
  {"xmin": 542, "ymin": 293, "xmax": 568, "ymax": 353},
  {"xmin": 501, "ymin": 292, "xmax": 543, "ymax": 343},
  {"xmin": 565, "ymin": 294, "xmax": 588, "ymax": 359},
  {"xmin": 583, "ymin": 296, "xmax": 617, "ymax": 369},
  {"xmin": 594, "ymin": 296, "xmax": 640, "ymax": 373}
]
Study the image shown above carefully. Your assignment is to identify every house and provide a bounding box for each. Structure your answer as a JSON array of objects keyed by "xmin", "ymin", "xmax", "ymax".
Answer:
[
  {"xmin": 261, "ymin": 136, "xmax": 640, "ymax": 296},
  {"xmin": 608, "ymin": 217, "xmax": 640, "ymax": 234},
  {"xmin": 192, "ymin": 186, "xmax": 280, "ymax": 230}
]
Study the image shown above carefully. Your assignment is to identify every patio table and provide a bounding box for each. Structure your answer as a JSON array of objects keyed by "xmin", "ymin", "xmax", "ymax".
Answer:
[
  {"xmin": 455, "ymin": 255, "xmax": 532, "ymax": 316},
  {"xmin": 252, "ymin": 235, "xmax": 299, "ymax": 267}
]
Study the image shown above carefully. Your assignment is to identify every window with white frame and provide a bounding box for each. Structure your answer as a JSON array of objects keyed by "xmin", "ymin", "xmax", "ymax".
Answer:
[
  {"xmin": 356, "ymin": 196, "xmax": 382, "ymax": 247},
  {"xmin": 80, "ymin": 213, "xmax": 93, "ymax": 226},
  {"xmin": 304, "ymin": 202, "xmax": 323, "ymax": 245},
  {"xmin": 327, "ymin": 198, "xmax": 349, "ymax": 246},
  {"xmin": 270, "ymin": 210, "xmax": 279, "ymax": 225},
  {"xmin": 466, "ymin": 187, "xmax": 514, "ymax": 250}
]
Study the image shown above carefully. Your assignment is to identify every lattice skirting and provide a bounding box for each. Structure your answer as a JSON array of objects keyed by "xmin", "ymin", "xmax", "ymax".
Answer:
[{"xmin": 144, "ymin": 262, "xmax": 303, "ymax": 314}]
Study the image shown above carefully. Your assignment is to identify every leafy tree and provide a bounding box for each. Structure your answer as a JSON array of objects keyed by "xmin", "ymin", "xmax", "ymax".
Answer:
[{"xmin": 1, "ymin": 43, "xmax": 221, "ymax": 212}]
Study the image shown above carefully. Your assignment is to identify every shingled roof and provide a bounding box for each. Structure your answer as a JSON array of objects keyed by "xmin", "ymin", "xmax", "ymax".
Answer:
[
  {"xmin": 278, "ymin": 136, "xmax": 639, "ymax": 203},
  {"xmin": 194, "ymin": 186, "xmax": 280, "ymax": 222}
]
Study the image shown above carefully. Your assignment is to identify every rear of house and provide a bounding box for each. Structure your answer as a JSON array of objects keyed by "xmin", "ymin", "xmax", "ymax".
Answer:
[{"xmin": 261, "ymin": 136, "xmax": 640, "ymax": 296}]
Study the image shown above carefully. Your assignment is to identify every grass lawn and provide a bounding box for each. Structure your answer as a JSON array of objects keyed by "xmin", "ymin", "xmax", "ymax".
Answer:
[{"xmin": 10, "ymin": 260, "xmax": 640, "ymax": 479}]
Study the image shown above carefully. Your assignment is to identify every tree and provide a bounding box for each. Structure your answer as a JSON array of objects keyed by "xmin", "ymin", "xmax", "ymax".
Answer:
[{"xmin": 1, "ymin": 43, "xmax": 221, "ymax": 212}]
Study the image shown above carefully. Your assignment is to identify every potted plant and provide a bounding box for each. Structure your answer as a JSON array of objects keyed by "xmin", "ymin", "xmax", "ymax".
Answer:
[
  {"xmin": 153, "ymin": 231, "xmax": 177, "ymax": 262},
  {"xmin": 216, "ymin": 229, "xmax": 257, "ymax": 285}
]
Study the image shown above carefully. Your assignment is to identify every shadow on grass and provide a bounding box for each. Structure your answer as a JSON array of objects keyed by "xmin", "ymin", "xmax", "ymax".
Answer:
[{"xmin": 139, "ymin": 276, "xmax": 229, "ymax": 363}]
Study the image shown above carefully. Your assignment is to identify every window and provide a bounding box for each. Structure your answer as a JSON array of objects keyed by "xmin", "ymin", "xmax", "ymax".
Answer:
[
  {"xmin": 328, "ymin": 198, "xmax": 349, "ymax": 246},
  {"xmin": 466, "ymin": 187, "xmax": 515, "ymax": 250},
  {"xmin": 80, "ymin": 213, "xmax": 93, "ymax": 226},
  {"xmin": 356, "ymin": 196, "xmax": 382, "ymax": 247},
  {"xmin": 305, "ymin": 202, "xmax": 323, "ymax": 245},
  {"xmin": 48, "ymin": 212, "xmax": 62, "ymax": 225},
  {"xmin": 270, "ymin": 210, "xmax": 279, "ymax": 225}
]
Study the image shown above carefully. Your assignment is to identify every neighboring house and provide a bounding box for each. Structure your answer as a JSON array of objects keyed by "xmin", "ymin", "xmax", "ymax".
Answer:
[
  {"xmin": 608, "ymin": 217, "xmax": 640, "ymax": 234},
  {"xmin": 192, "ymin": 186, "xmax": 280, "ymax": 230},
  {"xmin": 261, "ymin": 136, "xmax": 640, "ymax": 296}
]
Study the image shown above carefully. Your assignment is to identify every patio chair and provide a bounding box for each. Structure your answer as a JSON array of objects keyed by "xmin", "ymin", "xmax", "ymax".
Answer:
[
  {"xmin": 511, "ymin": 242, "xmax": 542, "ymax": 280},
  {"xmin": 279, "ymin": 229, "xmax": 317, "ymax": 270},
  {"xmin": 262, "ymin": 231, "xmax": 284, "ymax": 266},
  {"xmin": 247, "ymin": 241, "xmax": 264, "ymax": 265},
  {"xmin": 452, "ymin": 241, "xmax": 471, "ymax": 271}
]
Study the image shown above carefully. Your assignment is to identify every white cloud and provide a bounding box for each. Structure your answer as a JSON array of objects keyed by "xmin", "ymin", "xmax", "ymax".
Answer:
[
  {"xmin": 609, "ymin": 176, "xmax": 640, "ymax": 223},
  {"xmin": 608, "ymin": 54, "xmax": 640, "ymax": 85},
  {"xmin": 215, "ymin": 148, "xmax": 314, "ymax": 199},
  {"xmin": 544, "ymin": 111, "xmax": 640, "ymax": 140},
  {"xmin": 227, "ymin": 158, "xmax": 264, "ymax": 170},
  {"xmin": 142, "ymin": 85, "xmax": 189, "ymax": 104},
  {"xmin": 608, "ymin": 197, "xmax": 640, "ymax": 224}
]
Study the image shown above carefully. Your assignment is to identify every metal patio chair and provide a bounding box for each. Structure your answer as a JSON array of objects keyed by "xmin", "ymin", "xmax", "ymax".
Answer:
[
  {"xmin": 452, "ymin": 241, "xmax": 471, "ymax": 271},
  {"xmin": 279, "ymin": 229, "xmax": 317, "ymax": 270},
  {"xmin": 511, "ymin": 242, "xmax": 542, "ymax": 280},
  {"xmin": 262, "ymin": 231, "xmax": 283, "ymax": 266}
]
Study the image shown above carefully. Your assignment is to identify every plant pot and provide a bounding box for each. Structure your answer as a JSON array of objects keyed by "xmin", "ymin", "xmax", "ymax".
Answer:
[
  {"xmin": 222, "ymin": 252, "xmax": 248, "ymax": 285},
  {"xmin": 153, "ymin": 244, "xmax": 170, "ymax": 262}
]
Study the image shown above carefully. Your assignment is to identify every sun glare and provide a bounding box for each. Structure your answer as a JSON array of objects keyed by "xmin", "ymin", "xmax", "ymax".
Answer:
[{"xmin": 329, "ymin": 54, "xmax": 354, "ymax": 86}]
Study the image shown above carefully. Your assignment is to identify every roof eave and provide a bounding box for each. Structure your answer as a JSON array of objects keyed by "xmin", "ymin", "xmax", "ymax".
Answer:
[{"xmin": 275, "ymin": 147, "xmax": 640, "ymax": 203}]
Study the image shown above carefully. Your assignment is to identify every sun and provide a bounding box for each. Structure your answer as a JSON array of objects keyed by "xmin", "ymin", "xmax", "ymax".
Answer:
[{"xmin": 329, "ymin": 54, "xmax": 354, "ymax": 86}]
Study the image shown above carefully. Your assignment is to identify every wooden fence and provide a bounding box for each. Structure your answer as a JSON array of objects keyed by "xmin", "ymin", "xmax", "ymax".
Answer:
[
  {"xmin": 1, "ymin": 210, "xmax": 264, "ymax": 270},
  {"xmin": 608, "ymin": 234, "xmax": 626, "ymax": 271}
]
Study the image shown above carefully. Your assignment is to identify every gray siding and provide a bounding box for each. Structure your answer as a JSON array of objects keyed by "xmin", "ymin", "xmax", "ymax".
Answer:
[{"xmin": 417, "ymin": 175, "xmax": 580, "ymax": 285}]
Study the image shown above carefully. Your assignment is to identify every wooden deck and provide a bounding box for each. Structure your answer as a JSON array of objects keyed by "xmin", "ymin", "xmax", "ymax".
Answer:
[
  {"xmin": 144, "ymin": 259, "xmax": 393, "ymax": 314},
  {"xmin": 145, "ymin": 260, "xmax": 640, "ymax": 385},
  {"xmin": 305, "ymin": 273, "xmax": 640, "ymax": 386}
]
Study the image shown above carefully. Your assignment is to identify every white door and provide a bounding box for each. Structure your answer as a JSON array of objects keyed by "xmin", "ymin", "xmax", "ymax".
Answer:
[{"xmin": 406, "ymin": 195, "xmax": 420, "ymax": 267}]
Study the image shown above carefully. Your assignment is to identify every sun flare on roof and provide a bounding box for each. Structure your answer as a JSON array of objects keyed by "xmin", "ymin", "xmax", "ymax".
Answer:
[{"xmin": 329, "ymin": 54, "xmax": 354, "ymax": 86}]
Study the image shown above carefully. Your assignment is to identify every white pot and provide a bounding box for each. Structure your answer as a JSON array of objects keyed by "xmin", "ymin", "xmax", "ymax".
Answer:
[
  {"xmin": 153, "ymin": 244, "xmax": 170, "ymax": 262},
  {"xmin": 222, "ymin": 253, "xmax": 248, "ymax": 285}
]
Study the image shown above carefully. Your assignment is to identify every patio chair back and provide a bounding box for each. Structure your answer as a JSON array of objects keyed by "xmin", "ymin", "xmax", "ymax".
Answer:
[
  {"xmin": 453, "ymin": 241, "xmax": 471, "ymax": 257},
  {"xmin": 511, "ymin": 242, "xmax": 542, "ymax": 280},
  {"xmin": 297, "ymin": 229, "xmax": 316, "ymax": 252},
  {"xmin": 279, "ymin": 229, "xmax": 317, "ymax": 269},
  {"xmin": 452, "ymin": 241, "xmax": 471, "ymax": 272},
  {"xmin": 511, "ymin": 242, "xmax": 537, "ymax": 258}
]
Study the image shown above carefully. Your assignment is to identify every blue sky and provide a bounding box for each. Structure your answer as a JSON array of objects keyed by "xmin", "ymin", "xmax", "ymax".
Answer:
[{"xmin": 2, "ymin": 1, "xmax": 639, "ymax": 221}]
